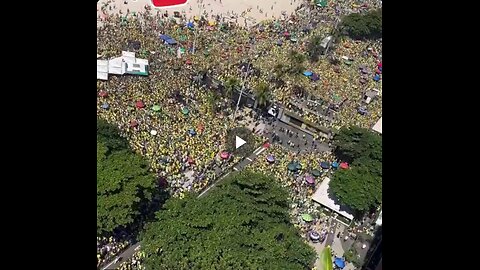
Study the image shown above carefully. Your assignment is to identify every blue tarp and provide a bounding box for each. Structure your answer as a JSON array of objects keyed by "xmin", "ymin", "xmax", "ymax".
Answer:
[
  {"xmin": 186, "ymin": 22, "xmax": 194, "ymax": 28},
  {"xmin": 331, "ymin": 161, "xmax": 339, "ymax": 168},
  {"xmin": 334, "ymin": 257, "xmax": 345, "ymax": 269},
  {"xmin": 160, "ymin": 34, "xmax": 177, "ymax": 45},
  {"xmin": 159, "ymin": 34, "xmax": 172, "ymax": 41},
  {"xmin": 101, "ymin": 103, "xmax": 109, "ymax": 109},
  {"xmin": 188, "ymin": 129, "xmax": 196, "ymax": 136},
  {"xmin": 373, "ymin": 74, "xmax": 380, "ymax": 81},
  {"xmin": 165, "ymin": 38, "xmax": 177, "ymax": 45},
  {"xmin": 320, "ymin": 162, "xmax": 330, "ymax": 169},
  {"xmin": 303, "ymin": 71, "xmax": 313, "ymax": 76}
]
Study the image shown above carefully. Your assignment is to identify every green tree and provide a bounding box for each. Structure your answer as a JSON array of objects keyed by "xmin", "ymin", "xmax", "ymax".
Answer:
[
  {"xmin": 224, "ymin": 76, "xmax": 240, "ymax": 98},
  {"xmin": 308, "ymin": 35, "xmax": 323, "ymax": 62},
  {"xmin": 340, "ymin": 9, "xmax": 382, "ymax": 40},
  {"xmin": 254, "ymin": 82, "xmax": 271, "ymax": 108},
  {"xmin": 288, "ymin": 50, "xmax": 306, "ymax": 75},
  {"xmin": 331, "ymin": 126, "xmax": 382, "ymax": 215},
  {"xmin": 333, "ymin": 126, "xmax": 382, "ymax": 164},
  {"xmin": 97, "ymin": 119, "xmax": 157, "ymax": 235},
  {"xmin": 329, "ymin": 164, "xmax": 382, "ymax": 213},
  {"xmin": 141, "ymin": 171, "xmax": 316, "ymax": 270},
  {"xmin": 320, "ymin": 246, "xmax": 333, "ymax": 270}
]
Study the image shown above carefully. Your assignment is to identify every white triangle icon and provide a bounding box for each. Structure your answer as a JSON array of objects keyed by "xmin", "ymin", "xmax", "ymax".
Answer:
[{"xmin": 235, "ymin": 136, "xmax": 247, "ymax": 149}]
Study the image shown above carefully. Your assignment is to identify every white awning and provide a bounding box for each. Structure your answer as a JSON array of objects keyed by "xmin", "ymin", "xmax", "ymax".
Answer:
[{"xmin": 311, "ymin": 177, "xmax": 354, "ymax": 220}]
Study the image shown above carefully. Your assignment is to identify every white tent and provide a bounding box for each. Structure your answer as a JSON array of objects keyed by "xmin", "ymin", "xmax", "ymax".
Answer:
[{"xmin": 97, "ymin": 60, "xmax": 109, "ymax": 80}]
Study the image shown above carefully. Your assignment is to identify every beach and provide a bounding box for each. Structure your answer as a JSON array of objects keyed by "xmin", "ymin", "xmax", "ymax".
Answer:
[{"xmin": 97, "ymin": 0, "xmax": 303, "ymax": 28}]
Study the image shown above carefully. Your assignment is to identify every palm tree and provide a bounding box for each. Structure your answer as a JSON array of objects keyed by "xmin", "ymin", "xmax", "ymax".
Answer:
[
  {"xmin": 320, "ymin": 246, "xmax": 333, "ymax": 270},
  {"xmin": 288, "ymin": 50, "xmax": 306, "ymax": 75},
  {"xmin": 224, "ymin": 76, "xmax": 240, "ymax": 98},
  {"xmin": 254, "ymin": 82, "xmax": 271, "ymax": 108}
]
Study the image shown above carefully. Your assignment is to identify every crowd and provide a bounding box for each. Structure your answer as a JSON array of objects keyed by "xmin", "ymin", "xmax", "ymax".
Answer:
[
  {"xmin": 97, "ymin": 0, "xmax": 381, "ymax": 268},
  {"xmin": 97, "ymin": 236, "xmax": 131, "ymax": 269}
]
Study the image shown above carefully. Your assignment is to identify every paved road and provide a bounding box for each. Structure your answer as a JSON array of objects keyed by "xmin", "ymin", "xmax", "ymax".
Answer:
[{"xmin": 102, "ymin": 242, "xmax": 141, "ymax": 270}]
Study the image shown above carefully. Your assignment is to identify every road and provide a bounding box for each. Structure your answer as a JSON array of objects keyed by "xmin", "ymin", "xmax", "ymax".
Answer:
[{"xmin": 102, "ymin": 242, "xmax": 141, "ymax": 270}]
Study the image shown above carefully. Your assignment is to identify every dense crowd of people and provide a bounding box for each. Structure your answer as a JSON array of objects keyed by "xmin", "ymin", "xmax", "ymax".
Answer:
[{"xmin": 97, "ymin": 0, "xmax": 382, "ymax": 268}]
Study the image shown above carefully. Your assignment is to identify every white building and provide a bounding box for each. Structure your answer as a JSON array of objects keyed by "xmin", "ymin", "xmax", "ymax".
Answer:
[{"xmin": 97, "ymin": 51, "xmax": 149, "ymax": 80}]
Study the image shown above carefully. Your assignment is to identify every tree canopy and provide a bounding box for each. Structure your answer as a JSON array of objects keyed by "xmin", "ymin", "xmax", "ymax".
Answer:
[
  {"xmin": 333, "ymin": 126, "xmax": 382, "ymax": 164},
  {"xmin": 140, "ymin": 171, "xmax": 316, "ymax": 270},
  {"xmin": 340, "ymin": 9, "xmax": 382, "ymax": 40},
  {"xmin": 331, "ymin": 126, "xmax": 382, "ymax": 214},
  {"xmin": 97, "ymin": 119, "xmax": 157, "ymax": 235}
]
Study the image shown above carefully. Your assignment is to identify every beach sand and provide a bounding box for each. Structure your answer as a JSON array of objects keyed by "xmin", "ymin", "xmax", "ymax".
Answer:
[{"xmin": 97, "ymin": 0, "xmax": 303, "ymax": 27}]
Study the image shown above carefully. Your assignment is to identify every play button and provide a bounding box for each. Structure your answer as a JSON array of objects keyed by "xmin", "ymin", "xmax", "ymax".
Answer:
[
  {"xmin": 226, "ymin": 127, "xmax": 255, "ymax": 157},
  {"xmin": 236, "ymin": 136, "xmax": 246, "ymax": 149}
]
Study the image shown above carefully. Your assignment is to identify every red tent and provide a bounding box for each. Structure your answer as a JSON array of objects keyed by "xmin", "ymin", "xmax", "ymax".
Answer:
[
  {"xmin": 136, "ymin": 101, "xmax": 145, "ymax": 109},
  {"xmin": 340, "ymin": 162, "xmax": 349, "ymax": 169},
  {"xmin": 378, "ymin": 62, "xmax": 382, "ymax": 68},
  {"xmin": 130, "ymin": 120, "xmax": 138, "ymax": 128},
  {"xmin": 99, "ymin": 91, "xmax": 108, "ymax": 97},
  {"xmin": 220, "ymin": 151, "xmax": 230, "ymax": 159},
  {"xmin": 186, "ymin": 59, "xmax": 192, "ymax": 65}
]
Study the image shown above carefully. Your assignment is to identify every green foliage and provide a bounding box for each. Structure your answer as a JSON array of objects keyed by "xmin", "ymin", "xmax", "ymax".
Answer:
[
  {"xmin": 224, "ymin": 76, "xmax": 240, "ymax": 98},
  {"xmin": 329, "ymin": 164, "xmax": 382, "ymax": 213},
  {"xmin": 307, "ymin": 35, "xmax": 323, "ymax": 62},
  {"xmin": 331, "ymin": 126, "xmax": 382, "ymax": 214},
  {"xmin": 141, "ymin": 171, "xmax": 316, "ymax": 270},
  {"xmin": 334, "ymin": 126, "xmax": 382, "ymax": 164},
  {"xmin": 97, "ymin": 119, "xmax": 157, "ymax": 235},
  {"xmin": 320, "ymin": 246, "xmax": 333, "ymax": 270},
  {"xmin": 288, "ymin": 50, "xmax": 307, "ymax": 75},
  {"xmin": 254, "ymin": 82, "xmax": 271, "ymax": 108},
  {"xmin": 344, "ymin": 247, "xmax": 362, "ymax": 267},
  {"xmin": 341, "ymin": 9, "xmax": 382, "ymax": 40}
]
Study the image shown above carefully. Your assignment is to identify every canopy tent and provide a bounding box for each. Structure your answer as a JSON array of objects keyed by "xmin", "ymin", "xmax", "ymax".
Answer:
[
  {"xmin": 305, "ymin": 175, "xmax": 315, "ymax": 185},
  {"xmin": 340, "ymin": 162, "xmax": 349, "ymax": 169},
  {"xmin": 311, "ymin": 73, "xmax": 320, "ymax": 81},
  {"xmin": 303, "ymin": 71, "xmax": 313, "ymax": 76},
  {"xmin": 186, "ymin": 22, "xmax": 194, "ymax": 28},
  {"xmin": 181, "ymin": 107, "xmax": 189, "ymax": 115},
  {"xmin": 188, "ymin": 129, "xmax": 196, "ymax": 136},
  {"xmin": 136, "ymin": 101, "xmax": 145, "ymax": 109},
  {"xmin": 373, "ymin": 74, "xmax": 380, "ymax": 81},
  {"xmin": 311, "ymin": 169, "xmax": 322, "ymax": 177},
  {"xmin": 150, "ymin": 130, "xmax": 158, "ymax": 136},
  {"xmin": 331, "ymin": 162, "xmax": 339, "ymax": 169},
  {"xmin": 301, "ymin": 214, "xmax": 313, "ymax": 222},
  {"xmin": 320, "ymin": 161, "xmax": 330, "ymax": 169},
  {"xmin": 266, "ymin": 155, "xmax": 275, "ymax": 163},
  {"xmin": 152, "ymin": 105, "xmax": 161, "ymax": 112},
  {"xmin": 101, "ymin": 103, "xmax": 109, "ymax": 109},
  {"xmin": 288, "ymin": 162, "xmax": 298, "ymax": 171},
  {"xmin": 315, "ymin": 0, "xmax": 328, "ymax": 7},
  {"xmin": 98, "ymin": 91, "xmax": 108, "ymax": 97},
  {"xmin": 220, "ymin": 151, "xmax": 230, "ymax": 159},
  {"xmin": 334, "ymin": 257, "xmax": 346, "ymax": 269}
]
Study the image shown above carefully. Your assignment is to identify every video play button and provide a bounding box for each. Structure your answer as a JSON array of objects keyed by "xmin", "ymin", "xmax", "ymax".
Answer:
[
  {"xmin": 236, "ymin": 136, "xmax": 246, "ymax": 149},
  {"xmin": 226, "ymin": 127, "xmax": 255, "ymax": 157}
]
